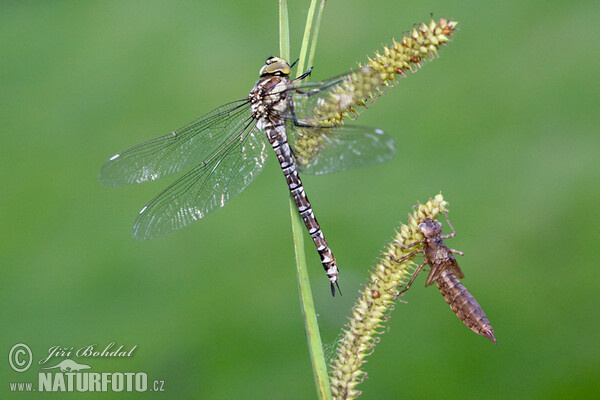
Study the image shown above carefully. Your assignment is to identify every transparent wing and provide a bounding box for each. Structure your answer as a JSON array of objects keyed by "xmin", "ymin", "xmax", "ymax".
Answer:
[
  {"xmin": 284, "ymin": 67, "xmax": 383, "ymax": 125},
  {"xmin": 132, "ymin": 124, "xmax": 268, "ymax": 240},
  {"xmin": 289, "ymin": 124, "xmax": 396, "ymax": 175},
  {"xmin": 99, "ymin": 99, "xmax": 252, "ymax": 187}
]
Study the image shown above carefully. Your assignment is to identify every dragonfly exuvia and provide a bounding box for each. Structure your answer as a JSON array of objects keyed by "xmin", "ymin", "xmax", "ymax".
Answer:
[
  {"xmin": 393, "ymin": 216, "xmax": 496, "ymax": 343},
  {"xmin": 99, "ymin": 57, "xmax": 396, "ymax": 296}
]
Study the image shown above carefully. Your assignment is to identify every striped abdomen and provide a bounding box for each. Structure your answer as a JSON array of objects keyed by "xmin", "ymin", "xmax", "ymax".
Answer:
[
  {"xmin": 436, "ymin": 270, "xmax": 496, "ymax": 343},
  {"xmin": 263, "ymin": 120, "xmax": 339, "ymax": 294}
]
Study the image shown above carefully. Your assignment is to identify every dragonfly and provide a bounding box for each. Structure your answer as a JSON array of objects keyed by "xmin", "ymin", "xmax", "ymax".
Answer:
[
  {"xmin": 392, "ymin": 215, "xmax": 496, "ymax": 343},
  {"xmin": 99, "ymin": 56, "xmax": 396, "ymax": 296}
]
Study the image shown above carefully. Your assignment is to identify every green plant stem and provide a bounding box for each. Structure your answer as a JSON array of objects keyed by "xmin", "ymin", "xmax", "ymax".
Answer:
[
  {"xmin": 296, "ymin": 0, "xmax": 318, "ymax": 75},
  {"xmin": 307, "ymin": 0, "xmax": 326, "ymax": 68},
  {"xmin": 279, "ymin": 0, "xmax": 290, "ymax": 59},
  {"xmin": 288, "ymin": 196, "xmax": 332, "ymax": 400},
  {"xmin": 280, "ymin": 1, "xmax": 332, "ymax": 399}
]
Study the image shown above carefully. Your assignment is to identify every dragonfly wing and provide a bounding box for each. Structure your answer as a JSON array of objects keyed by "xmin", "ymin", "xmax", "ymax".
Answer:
[
  {"xmin": 425, "ymin": 259, "xmax": 464, "ymax": 287},
  {"xmin": 289, "ymin": 124, "xmax": 396, "ymax": 175},
  {"xmin": 132, "ymin": 123, "xmax": 268, "ymax": 240},
  {"xmin": 99, "ymin": 99, "xmax": 252, "ymax": 187},
  {"xmin": 284, "ymin": 67, "xmax": 383, "ymax": 125},
  {"xmin": 446, "ymin": 259, "xmax": 465, "ymax": 279},
  {"xmin": 425, "ymin": 261, "xmax": 446, "ymax": 287}
]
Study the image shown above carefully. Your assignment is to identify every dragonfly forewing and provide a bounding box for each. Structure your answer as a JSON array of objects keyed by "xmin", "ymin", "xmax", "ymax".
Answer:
[
  {"xmin": 132, "ymin": 124, "xmax": 267, "ymax": 240},
  {"xmin": 99, "ymin": 99, "xmax": 252, "ymax": 187}
]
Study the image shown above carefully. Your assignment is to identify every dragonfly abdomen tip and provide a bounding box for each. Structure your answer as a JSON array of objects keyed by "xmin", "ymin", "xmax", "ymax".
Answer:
[{"xmin": 482, "ymin": 329, "xmax": 497, "ymax": 344}]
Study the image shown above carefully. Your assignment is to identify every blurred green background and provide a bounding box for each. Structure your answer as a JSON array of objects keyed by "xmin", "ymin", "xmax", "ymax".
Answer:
[{"xmin": 2, "ymin": 0, "xmax": 598, "ymax": 398}]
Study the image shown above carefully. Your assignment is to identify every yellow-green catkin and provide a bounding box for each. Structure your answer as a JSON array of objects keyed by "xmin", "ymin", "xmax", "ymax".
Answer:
[
  {"xmin": 362, "ymin": 17, "xmax": 458, "ymax": 90},
  {"xmin": 293, "ymin": 17, "xmax": 458, "ymax": 168},
  {"xmin": 315, "ymin": 17, "xmax": 457, "ymax": 126},
  {"xmin": 329, "ymin": 194, "xmax": 449, "ymax": 400}
]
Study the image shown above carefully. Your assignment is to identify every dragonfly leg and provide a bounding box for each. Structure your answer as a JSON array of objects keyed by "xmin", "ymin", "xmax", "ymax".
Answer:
[
  {"xmin": 449, "ymin": 248, "xmax": 464, "ymax": 256},
  {"xmin": 291, "ymin": 118, "xmax": 318, "ymax": 128},
  {"xmin": 389, "ymin": 248, "xmax": 422, "ymax": 263},
  {"xmin": 393, "ymin": 237, "xmax": 425, "ymax": 250},
  {"xmin": 291, "ymin": 75, "xmax": 346, "ymax": 98},
  {"xmin": 285, "ymin": 97, "xmax": 325, "ymax": 128},
  {"xmin": 397, "ymin": 259, "xmax": 428, "ymax": 296},
  {"xmin": 441, "ymin": 212, "xmax": 457, "ymax": 239},
  {"xmin": 291, "ymin": 66, "xmax": 313, "ymax": 82}
]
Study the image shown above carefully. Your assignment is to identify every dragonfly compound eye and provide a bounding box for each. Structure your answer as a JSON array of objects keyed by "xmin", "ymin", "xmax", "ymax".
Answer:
[{"xmin": 259, "ymin": 57, "xmax": 291, "ymax": 77}]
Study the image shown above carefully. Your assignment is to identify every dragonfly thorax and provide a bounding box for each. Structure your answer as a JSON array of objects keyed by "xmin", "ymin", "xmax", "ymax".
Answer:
[{"xmin": 249, "ymin": 75, "xmax": 289, "ymax": 122}]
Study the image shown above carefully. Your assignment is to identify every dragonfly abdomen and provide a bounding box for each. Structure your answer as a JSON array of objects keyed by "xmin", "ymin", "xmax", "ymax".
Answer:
[
  {"xmin": 436, "ymin": 270, "xmax": 496, "ymax": 343},
  {"xmin": 263, "ymin": 122, "xmax": 340, "ymax": 295}
]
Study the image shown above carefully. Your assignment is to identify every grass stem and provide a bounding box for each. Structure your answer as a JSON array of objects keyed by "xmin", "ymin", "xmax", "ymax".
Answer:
[{"xmin": 280, "ymin": 1, "xmax": 332, "ymax": 399}]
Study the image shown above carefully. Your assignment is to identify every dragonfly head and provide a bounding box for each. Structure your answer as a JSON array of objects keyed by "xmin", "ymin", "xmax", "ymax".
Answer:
[
  {"xmin": 259, "ymin": 56, "xmax": 291, "ymax": 77},
  {"xmin": 418, "ymin": 218, "xmax": 443, "ymax": 238}
]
